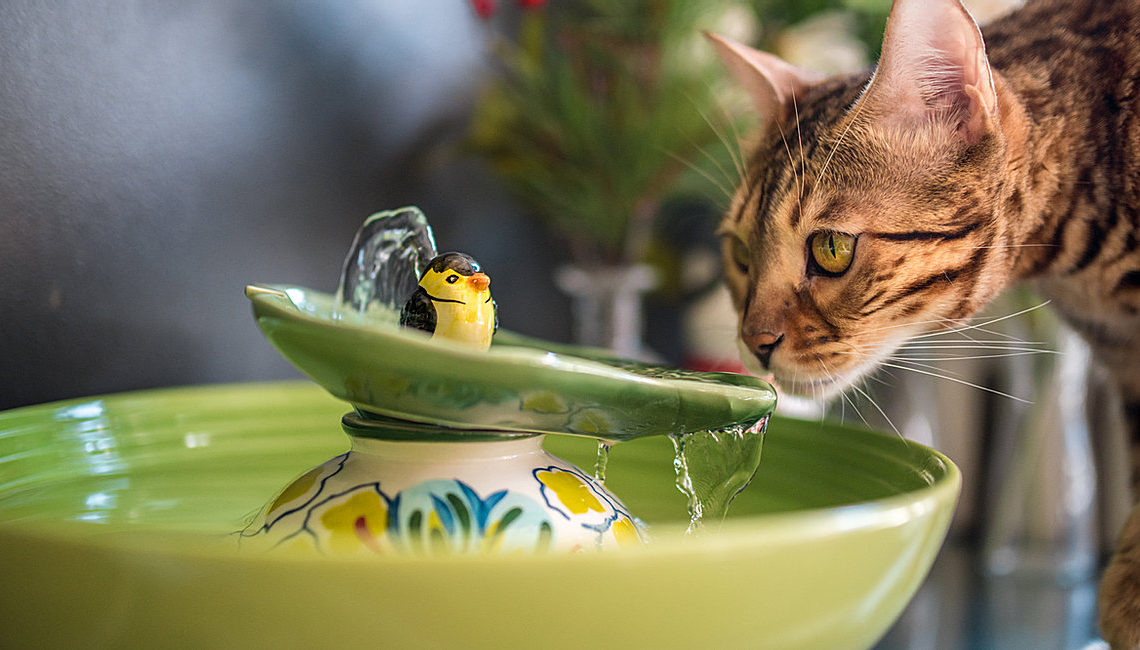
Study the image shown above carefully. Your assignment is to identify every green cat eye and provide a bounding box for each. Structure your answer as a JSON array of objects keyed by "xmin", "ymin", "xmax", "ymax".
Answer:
[
  {"xmin": 810, "ymin": 231, "xmax": 856, "ymax": 275},
  {"xmin": 727, "ymin": 236, "xmax": 750, "ymax": 273}
]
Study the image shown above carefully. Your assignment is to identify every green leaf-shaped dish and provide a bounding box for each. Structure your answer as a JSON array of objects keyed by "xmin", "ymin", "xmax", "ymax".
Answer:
[{"xmin": 246, "ymin": 285, "xmax": 776, "ymax": 441}]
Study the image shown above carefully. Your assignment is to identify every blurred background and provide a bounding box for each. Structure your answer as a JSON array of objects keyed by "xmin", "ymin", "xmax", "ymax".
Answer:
[
  {"xmin": 2, "ymin": 0, "xmax": 1121, "ymax": 646},
  {"xmin": 1, "ymin": 0, "xmax": 911, "ymax": 412}
]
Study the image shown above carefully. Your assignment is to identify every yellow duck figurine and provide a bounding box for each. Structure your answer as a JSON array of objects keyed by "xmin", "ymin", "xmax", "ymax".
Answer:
[{"xmin": 399, "ymin": 252, "xmax": 498, "ymax": 350}]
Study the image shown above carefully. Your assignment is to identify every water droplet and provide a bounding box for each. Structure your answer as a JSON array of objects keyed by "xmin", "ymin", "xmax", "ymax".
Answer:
[{"xmin": 593, "ymin": 440, "xmax": 611, "ymax": 483}]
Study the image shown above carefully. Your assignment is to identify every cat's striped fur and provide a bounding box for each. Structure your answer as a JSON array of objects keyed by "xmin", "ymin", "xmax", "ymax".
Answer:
[{"xmin": 712, "ymin": 0, "xmax": 1140, "ymax": 644}]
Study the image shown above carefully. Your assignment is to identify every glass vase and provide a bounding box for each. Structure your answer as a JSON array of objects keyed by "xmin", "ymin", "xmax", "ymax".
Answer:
[{"xmin": 555, "ymin": 263, "xmax": 657, "ymax": 360}]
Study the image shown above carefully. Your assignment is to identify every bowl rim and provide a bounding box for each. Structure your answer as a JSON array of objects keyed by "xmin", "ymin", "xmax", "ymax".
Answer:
[{"xmin": 0, "ymin": 381, "xmax": 961, "ymax": 567}]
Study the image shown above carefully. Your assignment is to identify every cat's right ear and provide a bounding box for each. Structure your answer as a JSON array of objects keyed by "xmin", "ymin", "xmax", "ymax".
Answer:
[
  {"xmin": 705, "ymin": 32, "xmax": 824, "ymax": 127},
  {"xmin": 858, "ymin": 0, "xmax": 998, "ymax": 144}
]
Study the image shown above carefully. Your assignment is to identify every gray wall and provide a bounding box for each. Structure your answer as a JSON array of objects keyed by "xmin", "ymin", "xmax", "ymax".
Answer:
[{"xmin": 0, "ymin": 0, "xmax": 572, "ymax": 409}]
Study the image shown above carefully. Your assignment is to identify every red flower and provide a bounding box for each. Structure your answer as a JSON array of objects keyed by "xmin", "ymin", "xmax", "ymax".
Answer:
[
  {"xmin": 470, "ymin": 0, "xmax": 496, "ymax": 20},
  {"xmin": 517, "ymin": 0, "xmax": 545, "ymax": 8}
]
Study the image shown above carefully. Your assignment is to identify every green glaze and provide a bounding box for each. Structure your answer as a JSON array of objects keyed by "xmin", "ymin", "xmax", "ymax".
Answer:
[
  {"xmin": 246, "ymin": 285, "xmax": 776, "ymax": 441},
  {"xmin": 340, "ymin": 411, "xmax": 540, "ymax": 442},
  {"xmin": 0, "ymin": 382, "xmax": 959, "ymax": 649}
]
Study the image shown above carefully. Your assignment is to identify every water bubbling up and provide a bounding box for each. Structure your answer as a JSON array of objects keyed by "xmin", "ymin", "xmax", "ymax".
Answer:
[{"xmin": 334, "ymin": 207, "xmax": 438, "ymax": 318}]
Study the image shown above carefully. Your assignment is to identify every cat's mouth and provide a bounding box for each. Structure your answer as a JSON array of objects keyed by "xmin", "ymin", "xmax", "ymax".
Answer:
[
  {"xmin": 735, "ymin": 338, "xmax": 891, "ymax": 402},
  {"xmin": 776, "ymin": 375, "xmax": 841, "ymax": 399},
  {"xmin": 736, "ymin": 339, "xmax": 843, "ymax": 400}
]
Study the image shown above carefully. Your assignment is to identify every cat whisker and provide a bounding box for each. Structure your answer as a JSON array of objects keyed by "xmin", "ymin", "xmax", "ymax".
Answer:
[
  {"xmin": 815, "ymin": 353, "xmax": 904, "ymax": 442},
  {"xmin": 927, "ymin": 315, "xmax": 1013, "ymax": 342},
  {"xmin": 697, "ymin": 83, "xmax": 747, "ymax": 183},
  {"xmin": 815, "ymin": 89, "xmax": 869, "ymax": 188},
  {"xmin": 831, "ymin": 344, "xmax": 1031, "ymax": 402},
  {"xmin": 936, "ymin": 321, "xmax": 1025, "ymax": 342},
  {"xmin": 662, "ymin": 149, "xmax": 734, "ymax": 203},
  {"xmin": 877, "ymin": 359, "xmax": 1031, "ymax": 403},
  {"xmin": 868, "ymin": 368, "xmax": 895, "ymax": 387},
  {"xmin": 850, "ymin": 382, "xmax": 905, "ymax": 441},
  {"xmin": 687, "ymin": 136, "xmax": 741, "ymax": 199},
  {"xmin": 953, "ymin": 243, "xmax": 1058, "ymax": 250},
  {"xmin": 890, "ymin": 351, "xmax": 1052, "ymax": 362},
  {"xmin": 839, "ymin": 344, "xmax": 1053, "ymax": 361},
  {"xmin": 839, "ymin": 387, "xmax": 869, "ymax": 429},
  {"xmin": 720, "ymin": 107, "xmax": 748, "ymax": 184},
  {"xmin": 818, "ymin": 359, "xmax": 862, "ymax": 427},
  {"xmin": 792, "ymin": 88, "xmax": 806, "ymax": 202},
  {"xmin": 910, "ymin": 300, "xmax": 1051, "ymax": 340},
  {"xmin": 685, "ymin": 96, "xmax": 746, "ymax": 190},
  {"xmin": 886, "ymin": 356, "xmax": 982, "ymax": 383},
  {"xmin": 927, "ymin": 313, "xmax": 1048, "ymax": 344},
  {"xmin": 856, "ymin": 313, "xmax": 996, "ymax": 337},
  {"xmin": 773, "ymin": 117, "xmax": 803, "ymax": 203},
  {"xmin": 898, "ymin": 341, "xmax": 1053, "ymax": 349}
]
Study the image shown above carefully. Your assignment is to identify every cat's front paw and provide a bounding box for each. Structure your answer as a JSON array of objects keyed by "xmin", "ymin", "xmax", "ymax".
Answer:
[
  {"xmin": 1101, "ymin": 510, "xmax": 1140, "ymax": 648},
  {"xmin": 1101, "ymin": 555, "xmax": 1140, "ymax": 648}
]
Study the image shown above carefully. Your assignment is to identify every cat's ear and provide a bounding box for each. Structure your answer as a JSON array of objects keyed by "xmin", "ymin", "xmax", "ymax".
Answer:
[
  {"xmin": 705, "ymin": 32, "xmax": 824, "ymax": 126},
  {"xmin": 860, "ymin": 0, "xmax": 997, "ymax": 143}
]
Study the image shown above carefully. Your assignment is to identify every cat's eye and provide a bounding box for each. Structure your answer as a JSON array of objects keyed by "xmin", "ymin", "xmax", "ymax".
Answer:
[
  {"xmin": 728, "ymin": 237, "xmax": 750, "ymax": 274},
  {"xmin": 809, "ymin": 231, "xmax": 857, "ymax": 276}
]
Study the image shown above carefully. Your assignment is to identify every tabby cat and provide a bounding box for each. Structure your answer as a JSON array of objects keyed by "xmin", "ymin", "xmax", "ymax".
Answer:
[{"xmin": 709, "ymin": 0, "xmax": 1140, "ymax": 644}]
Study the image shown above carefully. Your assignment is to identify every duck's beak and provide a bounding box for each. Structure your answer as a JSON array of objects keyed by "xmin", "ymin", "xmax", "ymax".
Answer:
[{"xmin": 468, "ymin": 273, "xmax": 490, "ymax": 291}]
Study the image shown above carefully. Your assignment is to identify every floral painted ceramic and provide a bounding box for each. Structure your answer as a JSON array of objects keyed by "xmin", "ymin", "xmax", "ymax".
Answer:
[
  {"xmin": 240, "ymin": 416, "xmax": 642, "ymax": 555},
  {"xmin": 0, "ymin": 382, "xmax": 960, "ymax": 648},
  {"xmin": 245, "ymin": 285, "xmax": 775, "ymax": 441},
  {"xmin": 241, "ymin": 210, "xmax": 775, "ymax": 556},
  {"xmin": 242, "ymin": 281, "xmax": 776, "ymax": 555}
]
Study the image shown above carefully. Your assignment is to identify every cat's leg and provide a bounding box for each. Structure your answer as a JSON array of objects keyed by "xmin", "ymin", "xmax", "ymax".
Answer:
[{"xmin": 1099, "ymin": 382, "xmax": 1140, "ymax": 648}]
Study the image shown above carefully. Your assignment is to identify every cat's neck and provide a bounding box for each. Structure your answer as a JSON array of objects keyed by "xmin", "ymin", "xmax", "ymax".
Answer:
[
  {"xmin": 985, "ymin": 2, "xmax": 1140, "ymax": 282},
  {"xmin": 991, "ymin": 71, "xmax": 1061, "ymax": 281}
]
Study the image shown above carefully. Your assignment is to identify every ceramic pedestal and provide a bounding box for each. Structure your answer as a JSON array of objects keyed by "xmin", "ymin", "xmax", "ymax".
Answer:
[{"xmin": 243, "ymin": 414, "xmax": 643, "ymax": 555}]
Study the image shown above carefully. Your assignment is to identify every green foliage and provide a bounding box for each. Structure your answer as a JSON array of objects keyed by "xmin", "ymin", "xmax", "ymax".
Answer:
[
  {"xmin": 467, "ymin": 0, "xmax": 891, "ymax": 266},
  {"xmin": 752, "ymin": 0, "xmax": 890, "ymax": 54},
  {"xmin": 468, "ymin": 1, "xmax": 739, "ymax": 265}
]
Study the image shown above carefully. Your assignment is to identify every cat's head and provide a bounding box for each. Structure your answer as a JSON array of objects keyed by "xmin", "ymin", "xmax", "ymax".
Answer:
[{"xmin": 712, "ymin": 0, "xmax": 1016, "ymax": 400}]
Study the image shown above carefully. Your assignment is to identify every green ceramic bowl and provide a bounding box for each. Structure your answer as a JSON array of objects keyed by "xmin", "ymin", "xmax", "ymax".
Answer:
[
  {"xmin": 0, "ymin": 382, "xmax": 958, "ymax": 649},
  {"xmin": 246, "ymin": 285, "xmax": 776, "ymax": 441}
]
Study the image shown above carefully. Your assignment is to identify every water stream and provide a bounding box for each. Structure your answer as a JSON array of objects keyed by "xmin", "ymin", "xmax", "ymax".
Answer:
[
  {"xmin": 334, "ymin": 208, "xmax": 769, "ymax": 534},
  {"xmin": 593, "ymin": 440, "xmax": 612, "ymax": 483},
  {"xmin": 670, "ymin": 416, "xmax": 768, "ymax": 533}
]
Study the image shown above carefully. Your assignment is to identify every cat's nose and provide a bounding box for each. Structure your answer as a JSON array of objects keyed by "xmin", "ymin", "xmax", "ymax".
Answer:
[{"xmin": 744, "ymin": 331, "xmax": 784, "ymax": 369}]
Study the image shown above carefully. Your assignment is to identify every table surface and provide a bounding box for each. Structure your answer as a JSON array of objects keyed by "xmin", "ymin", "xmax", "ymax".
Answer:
[{"xmin": 874, "ymin": 539, "xmax": 1105, "ymax": 650}]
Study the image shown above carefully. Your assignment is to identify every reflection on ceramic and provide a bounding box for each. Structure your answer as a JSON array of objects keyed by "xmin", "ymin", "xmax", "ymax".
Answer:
[
  {"xmin": 246, "ymin": 212, "xmax": 772, "ymax": 555},
  {"xmin": 241, "ymin": 421, "xmax": 642, "ymax": 555},
  {"xmin": 246, "ymin": 285, "xmax": 776, "ymax": 441},
  {"xmin": 335, "ymin": 206, "xmax": 438, "ymax": 319},
  {"xmin": 0, "ymin": 383, "xmax": 959, "ymax": 649}
]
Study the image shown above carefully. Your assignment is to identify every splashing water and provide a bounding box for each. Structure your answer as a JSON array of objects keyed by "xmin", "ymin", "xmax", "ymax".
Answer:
[
  {"xmin": 594, "ymin": 440, "xmax": 612, "ymax": 483},
  {"xmin": 329, "ymin": 206, "xmax": 771, "ymax": 534},
  {"xmin": 671, "ymin": 415, "xmax": 768, "ymax": 533},
  {"xmin": 334, "ymin": 207, "xmax": 438, "ymax": 318}
]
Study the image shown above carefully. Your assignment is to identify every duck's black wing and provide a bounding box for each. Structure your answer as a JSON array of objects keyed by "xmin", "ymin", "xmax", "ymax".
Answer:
[{"xmin": 399, "ymin": 287, "xmax": 436, "ymax": 334}]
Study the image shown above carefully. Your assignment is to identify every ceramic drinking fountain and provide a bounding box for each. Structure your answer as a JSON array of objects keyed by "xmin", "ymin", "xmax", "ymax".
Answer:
[{"xmin": 240, "ymin": 207, "xmax": 776, "ymax": 556}]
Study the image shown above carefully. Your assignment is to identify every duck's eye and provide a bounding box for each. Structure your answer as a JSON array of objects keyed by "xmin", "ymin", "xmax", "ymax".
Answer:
[
  {"xmin": 446, "ymin": 274, "xmax": 460, "ymax": 284},
  {"xmin": 809, "ymin": 231, "xmax": 857, "ymax": 276},
  {"xmin": 728, "ymin": 236, "xmax": 750, "ymax": 274}
]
